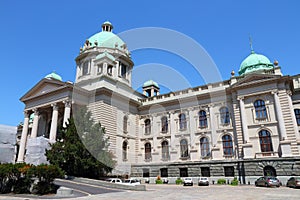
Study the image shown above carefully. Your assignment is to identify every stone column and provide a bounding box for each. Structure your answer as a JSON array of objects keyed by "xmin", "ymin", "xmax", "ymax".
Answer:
[
  {"xmin": 17, "ymin": 111, "xmax": 30, "ymax": 162},
  {"xmin": 238, "ymin": 97, "xmax": 249, "ymax": 143},
  {"xmin": 49, "ymin": 103, "xmax": 59, "ymax": 142},
  {"xmin": 63, "ymin": 101, "xmax": 71, "ymax": 128},
  {"xmin": 272, "ymin": 91, "xmax": 287, "ymax": 140},
  {"xmin": 31, "ymin": 109, "xmax": 40, "ymax": 138},
  {"xmin": 209, "ymin": 104, "xmax": 217, "ymax": 146}
]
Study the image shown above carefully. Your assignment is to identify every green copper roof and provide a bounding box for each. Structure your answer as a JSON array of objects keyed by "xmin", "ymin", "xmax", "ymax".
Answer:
[
  {"xmin": 95, "ymin": 51, "xmax": 115, "ymax": 61},
  {"xmin": 238, "ymin": 51, "xmax": 273, "ymax": 75},
  {"xmin": 45, "ymin": 72, "xmax": 63, "ymax": 81},
  {"xmin": 88, "ymin": 22, "xmax": 125, "ymax": 50},
  {"xmin": 143, "ymin": 80, "xmax": 159, "ymax": 88}
]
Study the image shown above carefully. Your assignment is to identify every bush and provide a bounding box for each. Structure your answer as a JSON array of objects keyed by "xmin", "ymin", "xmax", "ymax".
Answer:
[
  {"xmin": 175, "ymin": 178, "xmax": 183, "ymax": 185},
  {"xmin": 231, "ymin": 177, "xmax": 239, "ymax": 186},
  {"xmin": 156, "ymin": 179, "xmax": 163, "ymax": 184},
  {"xmin": 0, "ymin": 163, "xmax": 64, "ymax": 195},
  {"xmin": 217, "ymin": 178, "xmax": 226, "ymax": 184}
]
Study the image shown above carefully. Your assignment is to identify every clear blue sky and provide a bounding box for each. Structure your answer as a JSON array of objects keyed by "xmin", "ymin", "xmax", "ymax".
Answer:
[{"xmin": 0, "ymin": 0, "xmax": 299, "ymax": 126}]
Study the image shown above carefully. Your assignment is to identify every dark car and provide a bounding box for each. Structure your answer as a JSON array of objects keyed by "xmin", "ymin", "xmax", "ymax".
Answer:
[
  {"xmin": 255, "ymin": 176, "xmax": 281, "ymax": 187},
  {"xmin": 286, "ymin": 177, "xmax": 300, "ymax": 188}
]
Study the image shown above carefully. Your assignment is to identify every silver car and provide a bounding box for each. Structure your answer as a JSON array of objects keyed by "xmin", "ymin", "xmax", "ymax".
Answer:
[{"xmin": 255, "ymin": 176, "xmax": 280, "ymax": 187}]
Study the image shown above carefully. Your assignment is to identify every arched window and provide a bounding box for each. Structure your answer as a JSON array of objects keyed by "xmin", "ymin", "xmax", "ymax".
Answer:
[
  {"xmin": 263, "ymin": 166, "xmax": 277, "ymax": 177},
  {"xmin": 123, "ymin": 116, "xmax": 128, "ymax": 133},
  {"xmin": 179, "ymin": 113, "xmax": 187, "ymax": 130},
  {"xmin": 161, "ymin": 116, "xmax": 168, "ymax": 133},
  {"xmin": 199, "ymin": 110, "xmax": 207, "ymax": 128},
  {"xmin": 122, "ymin": 141, "xmax": 128, "ymax": 161},
  {"xmin": 200, "ymin": 137, "xmax": 210, "ymax": 157},
  {"xmin": 161, "ymin": 141, "xmax": 169, "ymax": 161},
  {"xmin": 295, "ymin": 109, "xmax": 300, "ymax": 125},
  {"xmin": 259, "ymin": 130, "xmax": 273, "ymax": 155},
  {"xmin": 82, "ymin": 61, "xmax": 89, "ymax": 75},
  {"xmin": 180, "ymin": 139, "xmax": 189, "ymax": 158},
  {"xmin": 107, "ymin": 65, "xmax": 113, "ymax": 76},
  {"xmin": 120, "ymin": 62, "xmax": 127, "ymax": 78},
  {"xmin": 220, "ymin": 107, "xmax": 230, "ymax": 125},
  {"xmin": 254, "ymin": 99, "xmax": 267, "ymax": 119},
  {"xmin": 144, "ymin": 119, "xmax": 151, "ymax": 134},
  {"xmin": 145, "ymin": 143, "xmax": 152, "ymax": 161},
  {"xmin": 222, "ymin": 134, "xmax": 233, "ymax": 156}
]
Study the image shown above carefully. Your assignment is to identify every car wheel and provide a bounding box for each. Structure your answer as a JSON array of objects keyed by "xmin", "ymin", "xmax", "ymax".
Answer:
[
  {"xmin": 191, "ymin": 183, "xmax": 193, "ymax": 186},
  {"xmin": 265, "ymin": 183, "xmax": 268, "ymax": 187},
  {"xmin": 255, "ymin": 182, "xmax": 258, "ymax": 187}
]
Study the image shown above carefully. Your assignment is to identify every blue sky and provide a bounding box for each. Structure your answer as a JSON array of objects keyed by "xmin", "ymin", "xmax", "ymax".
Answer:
[{"xmin": 0, "ymin": 0, "xmax": 299, "ymax": 126}]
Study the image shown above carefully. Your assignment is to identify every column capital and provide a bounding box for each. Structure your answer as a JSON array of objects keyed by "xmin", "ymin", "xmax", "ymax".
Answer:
[
  {"xmin": 32, "ymin": 108, "xmax": 40, "ymax": 115},
  {"xmin": 271, "ymin": 90, "xmax": 278, "ymax": 95},
  {"xmin": 23, "ymin": 110, "xmax": 30, "ymax": 118},
  {"xmin": 51, "ymin": 103, "xmax": 59, "ymax": 110},
  {"xmin": 237, "ymin": 96, "xmax": 244, "ymax": 101},
  {"xmin": 63, "ymin": 100, "xmax": 71, "ymax": 108}
]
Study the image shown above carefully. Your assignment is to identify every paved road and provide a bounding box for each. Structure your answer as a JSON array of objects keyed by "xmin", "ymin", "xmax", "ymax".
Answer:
[{"xmin": 1, "ymin": 183, "xmax": 300, "ymax": 200}]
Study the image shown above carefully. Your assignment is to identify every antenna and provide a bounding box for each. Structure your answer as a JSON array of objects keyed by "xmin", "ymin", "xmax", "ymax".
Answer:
[{"xmin": 249, "ymin": 35, "xmax": 254, "ymax": 53}]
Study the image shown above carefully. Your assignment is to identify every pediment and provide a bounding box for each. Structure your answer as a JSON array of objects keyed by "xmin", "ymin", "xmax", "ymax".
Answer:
[
  {"xmin": 231, "ymin": 73, "xmax": 280, "ymax": 88},
  {"xmin": 20, "ymin": 78, "xmax": 67, "ymax": 101}
]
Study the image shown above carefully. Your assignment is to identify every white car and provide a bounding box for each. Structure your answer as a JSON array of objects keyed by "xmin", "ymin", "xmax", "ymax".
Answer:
[
  {"xmin": 122, "ymin": 179, "xmax": 141, "ymax": 186},
  {"xmin": 198, "ymin": 177, "xmax": 209, "ymax": 186},
  {"xmin": 183, "ymin": 177, "xmax": 193, "ymax": 186},
  {"xmin": 106, "ymin": 178, "xmax": 122, "ymax": 184}
]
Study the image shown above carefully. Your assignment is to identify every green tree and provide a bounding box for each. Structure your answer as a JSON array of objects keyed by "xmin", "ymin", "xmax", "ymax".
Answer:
[{"xmin": 46, "ymin": 106, "xmax": 115, "ymax": 178}]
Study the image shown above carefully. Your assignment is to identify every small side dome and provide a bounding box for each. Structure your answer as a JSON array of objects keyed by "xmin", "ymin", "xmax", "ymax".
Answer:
[
  {"xmin": 238, "ymin": 51, "xmax": 273, "ymax": 76},
  {"xmin": 45, "ymin": 72, "xmax": 63, "ymax": 81},
  {"xmin": 143, "ymin": 80, "xmax": 159, "ymax": 88}
]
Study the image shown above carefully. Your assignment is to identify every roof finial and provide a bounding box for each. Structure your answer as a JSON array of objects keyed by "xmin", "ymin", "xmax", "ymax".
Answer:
[{"xmin": 249, "ymin": 35, "xmax": 254, "ymax": 53}]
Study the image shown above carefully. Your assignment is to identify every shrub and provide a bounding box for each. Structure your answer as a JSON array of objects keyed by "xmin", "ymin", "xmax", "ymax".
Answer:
[
  {"xmin": 156, "ymin": 179, "xmax": 163, "ymax": 184},
  {"xmin": 231, "ymin": 177, "xmax": 239, "ymax": 186},
  {"xmin": 175, "ymin": 177, "xmax": 183, "ymax": 185},
  {"xmin": 217, "ymin": 178, "xmax": 226, "ymax": 184}
]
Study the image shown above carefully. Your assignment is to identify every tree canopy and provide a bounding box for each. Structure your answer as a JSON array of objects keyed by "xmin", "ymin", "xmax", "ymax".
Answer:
[{"xmin": 46, "ymin": 106, "xmax": 115, "ymax": 178}]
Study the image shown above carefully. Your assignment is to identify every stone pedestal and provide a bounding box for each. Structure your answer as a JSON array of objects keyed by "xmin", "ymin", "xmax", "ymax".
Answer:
[
  {"xmin": 280, "ymin": 140, "xmax": 292, "ymax": 157},
  {"xmin": 242, "ymin": 143, "xmax": 253, "ymax": 159}
]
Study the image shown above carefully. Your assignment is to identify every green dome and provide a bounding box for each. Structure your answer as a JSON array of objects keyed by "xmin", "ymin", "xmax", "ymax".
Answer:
[
  {"xmin": 143, "ymin": 80, "xmax": 159, "ymax": 88},
  {"xmin": 87, "ymin": 22, "xmax": 125, "ymax": 50},
  {"xmin": 45, "ymin": 72, "xmax": 62, "ymax": 81},
  {"xmin": 238, "ymin": 51, "xmax": 273, "ymax": 75}
]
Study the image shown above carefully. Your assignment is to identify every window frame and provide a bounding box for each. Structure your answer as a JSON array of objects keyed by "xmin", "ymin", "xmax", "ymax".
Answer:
[
  {"xmin": 180, "ymin": 139, "xmax": 189, "ymax": 158},
  {"xmin": 254, "ymin": 99, "xmax": 267, "ymax": 119},
  {"xmin": 259, "ymin": 130, "xmax": 273, "ymax": 155},
  {"xmin": 200, "ymin": 137, "xmax": 210, "ymax": 158},
  {"xmin": 220, "ymin": 107, "xmax": 230, "ymax": 125},
  {"xmin": 123, "ymin": 116, "xmax": 128, "ymax": 133},
  {"xmin": 295, "ymin": 109, "xmax": 300, "ymax": 126},
  {"xmin": 144, "ymin": 119, "xmax": 151, "ymax": 135},
  {"xmin": 122, "ymin": 141, "xmax": 128, "ymax": 161},
  {"xmin": 179, "ymin": 113, "xmax": 187, "ymax": 130},
  {"xmin": 161, "ymin": 141, "xmax": 169, "ymax": 161},
  {"xmin": 222, "ymin": 134, "xmax": 233, "ymax": 156},
  {"xmin": 199, "ymin": 110, "xmax": 208, "ymax": 128},
  {"xmin": 144, "ymin": 142, "xmax": 152, "ymax": 161},
  {"xmin": 161, "ymin": 116, "xmax": 168, "ymax": 133}
]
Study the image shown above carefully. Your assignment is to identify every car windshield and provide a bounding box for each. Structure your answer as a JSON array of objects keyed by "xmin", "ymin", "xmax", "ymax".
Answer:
[
  {"xmin": 185, "ymin": 178, "xmax": 192, "ymax": 180},
  {"xmin": 124, "ymin": 180, "xmax": 130, "ymax": 183},
  {"xmin": 268, "ymin": 177, "xmax": 278, "ymax": 181},
  {"xmin": 200, "ymin": 178, "xmax": 207, "ymax": 180}
]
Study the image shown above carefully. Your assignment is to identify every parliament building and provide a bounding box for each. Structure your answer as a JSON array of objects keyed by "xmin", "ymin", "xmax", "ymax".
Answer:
[{"xmin": 17, "ymin": 21, "xmax": 300, "ymax": 184}]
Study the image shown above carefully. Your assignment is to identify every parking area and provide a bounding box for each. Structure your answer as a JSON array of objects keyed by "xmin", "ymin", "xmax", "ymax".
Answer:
[
  {"xmin": 1, "ymin": 183, "xmax": 300, "ymax": 200},
  {"xmin": 77, "ymin": 184, "xmax": 300, "ymax": 200}
]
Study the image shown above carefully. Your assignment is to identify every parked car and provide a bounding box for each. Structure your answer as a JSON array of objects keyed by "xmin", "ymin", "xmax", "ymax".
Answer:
[
  {"xmin": 106, "ymin": 178, "xmax": 122, "ymax": 184},
  {"xmin": 122, "ymin": 178, "xmax": 141, "ymax": 186},
  {"xmin": 255, "ymin": 176, "xmax": 281, "ymax": 187},
  {"xmin": 144, "ymin": 178, "xmax": 150, "ymax": 184},
  {"xmin": 183, "ymin": 177, "xmax": 193, "ymax": 186},
  {"xmin": 198, "ymin": 177, "xmax": 209, "ymax": 186},
  {"xmin": 286, "ymin": 177, "xmax": 300, "ymax": 188},
  {"xmin": 162, "ymin": 178, "xmax": 169, "ymax": 184}
]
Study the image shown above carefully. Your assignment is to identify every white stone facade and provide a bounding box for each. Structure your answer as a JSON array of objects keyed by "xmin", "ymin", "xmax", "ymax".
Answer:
[{"xmin": 17, "ymin": 22, "xmax": 300, "ymax": 183}]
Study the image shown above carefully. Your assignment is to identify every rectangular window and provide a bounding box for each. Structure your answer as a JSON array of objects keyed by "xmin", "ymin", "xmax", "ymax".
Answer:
[
  {"xmin": 160, "ymin": 168, "xmax": 168, "ymax": 177},
  {"xmin": 97, "ymin": 64, "xmax": 103, "ymax": 74},
  {"xmin": 201, "ymin": 167, "xmax": 210, "ymax": 177},
  {"xmin": 224, "ymin": 166, "xmax": 234, "ymax": 177},
  {"xmin": 179, "ymin": 168, "xmax": 188, "ymax": 177},
  {"xmin": 143, "ymin": 169, "xmax": 150, "ymax": 177}
]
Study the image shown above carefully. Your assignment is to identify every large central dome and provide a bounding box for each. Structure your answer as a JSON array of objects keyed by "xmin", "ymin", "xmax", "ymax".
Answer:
[
  {"xmin": 87, "ymin": 21, "xmax": 126, "ymax": 50},
  {"xmin": 238, "ymin": 51, "xmax": 273, "ymax": 75}
]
